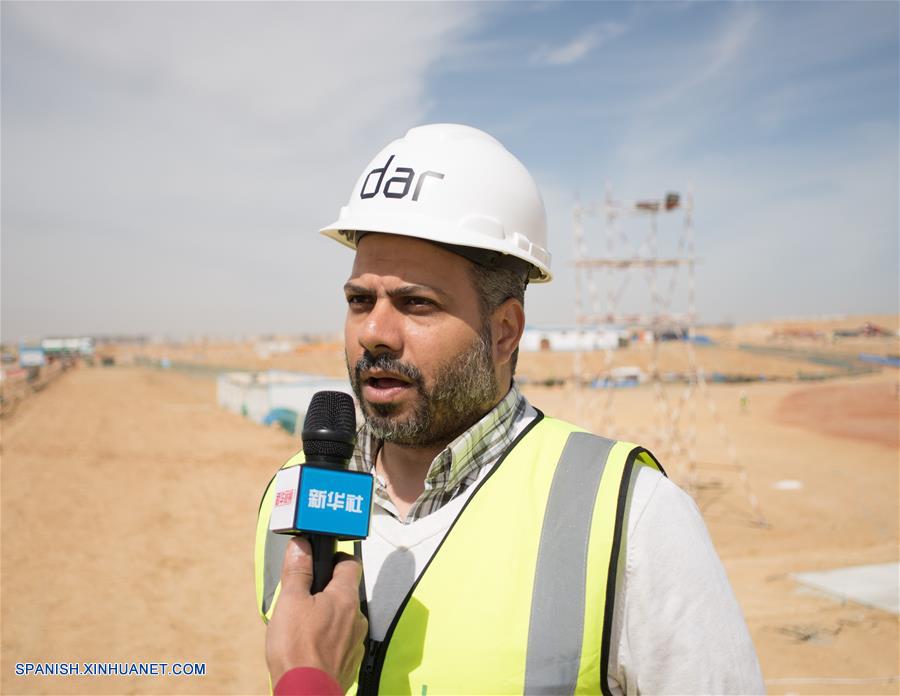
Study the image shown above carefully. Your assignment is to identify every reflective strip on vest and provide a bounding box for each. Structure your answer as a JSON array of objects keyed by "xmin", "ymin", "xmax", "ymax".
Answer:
[
  {"xmin": 524, "ymin": 432, "xmax": 615, "ymax": 694},
  {"xmin": 262, "ymin": 529, "xmax": 289, "ymax": 619},
  {"xmin": 255, "ymin": 451, "xmax": 307, "ymax": 622}
]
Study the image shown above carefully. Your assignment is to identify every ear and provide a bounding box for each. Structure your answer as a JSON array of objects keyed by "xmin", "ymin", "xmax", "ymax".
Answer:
[{"xmin": 491, "ymin": 298, "xmax": 525, "ymax": 368}]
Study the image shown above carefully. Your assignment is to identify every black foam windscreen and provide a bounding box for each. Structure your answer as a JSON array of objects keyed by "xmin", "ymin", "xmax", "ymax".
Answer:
[{"xmin": 302, "ymin": 391, "xmax": 356, "ymax": 461}]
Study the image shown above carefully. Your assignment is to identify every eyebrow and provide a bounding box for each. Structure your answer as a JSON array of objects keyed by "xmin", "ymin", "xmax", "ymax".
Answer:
[{"xmin": 343, "ymin": 282, "xmax": 450, "ymax": 302}]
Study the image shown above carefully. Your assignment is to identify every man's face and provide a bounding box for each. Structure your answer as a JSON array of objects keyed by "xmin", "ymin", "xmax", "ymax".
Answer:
[{"xmin": 344, "ymin": 233, "xmax": 499, "ymax": 447}]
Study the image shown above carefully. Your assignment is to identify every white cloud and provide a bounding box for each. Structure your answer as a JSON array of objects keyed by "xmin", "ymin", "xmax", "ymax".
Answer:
[
  {"xmin": 2, "ymin": 2, "xmax": 896, "ymax": 338},
  {"xmin": 1, "ymin": 2, "xmax": 486, "ymax": 339},
  {"xmin": 7, "ymin": 3, "xmax": 475, "ymax": 128},
  {"xmin": 578, "ymin": 120, "xmax": 900, "ymax": 325},
  {"xmin": 634, "ymin": 5, "xmax": 758, "ymax": 115},
  {"xmin": 531, "ymin": 22, "xmax": 626, "ymax": 66}
]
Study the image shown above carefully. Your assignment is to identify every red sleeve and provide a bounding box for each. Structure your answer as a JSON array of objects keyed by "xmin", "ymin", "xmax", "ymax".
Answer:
[{"xmin": 273, "ymin": 667, "xmax": 343, "ymax": 696}]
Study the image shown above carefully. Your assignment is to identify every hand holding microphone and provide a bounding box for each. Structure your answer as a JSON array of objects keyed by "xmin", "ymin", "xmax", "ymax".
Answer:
[
  {"xmin": 266, "ymin": 537, "xmax": 368, "ymax": 694},
  {"xmin": 266, "ymin": 391, "xmax": 372, "ymax": 694}
]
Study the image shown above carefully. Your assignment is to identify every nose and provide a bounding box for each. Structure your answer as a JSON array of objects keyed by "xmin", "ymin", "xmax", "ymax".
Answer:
[{"xmin": 356, "ymin": 297, "xmax": 403, "ymax": 357}]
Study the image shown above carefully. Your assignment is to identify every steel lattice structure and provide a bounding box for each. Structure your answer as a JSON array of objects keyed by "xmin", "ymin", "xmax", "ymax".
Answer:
[{"xmin": 572, "ymin": 187, "xmax": 766, "ymax": 526}]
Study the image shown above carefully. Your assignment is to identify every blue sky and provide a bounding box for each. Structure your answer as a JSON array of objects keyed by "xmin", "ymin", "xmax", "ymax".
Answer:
[{"xmin": 2, "ymin": 1, "xmax": 897, "ymax": 341}]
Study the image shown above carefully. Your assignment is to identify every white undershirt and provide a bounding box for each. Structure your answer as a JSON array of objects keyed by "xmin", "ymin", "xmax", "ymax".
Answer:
[
  {"xmin": 360, "ymin": 429, "xmax": 764, "ymax": 694},
  {"xmin": 361, "ymin": 408, "xmax": 537, "ymax": 642},
  {"xmin": 363, "ymin": 488, "xmax": 474, "ymax": 642}
]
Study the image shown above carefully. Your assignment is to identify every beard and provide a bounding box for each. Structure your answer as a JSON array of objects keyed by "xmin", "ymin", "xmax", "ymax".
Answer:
[{"xmin": 348, "ymin": 329, "xmax": 497, "ymax": 448}]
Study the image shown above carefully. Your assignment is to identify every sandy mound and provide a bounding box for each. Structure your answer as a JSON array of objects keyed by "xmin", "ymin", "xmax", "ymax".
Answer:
[{"xmin": 776, "ymin": 382, "xmax": 899, "ymax": 448}]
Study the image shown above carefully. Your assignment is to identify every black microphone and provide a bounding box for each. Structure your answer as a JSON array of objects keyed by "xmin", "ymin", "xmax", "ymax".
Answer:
[
  {"xmin": 269, "ymin": 391, "xmax": 372, "ymax": 593},
  {"xmin": 301, "ymin": 391, "xmax": 357, "ymax": 593}
]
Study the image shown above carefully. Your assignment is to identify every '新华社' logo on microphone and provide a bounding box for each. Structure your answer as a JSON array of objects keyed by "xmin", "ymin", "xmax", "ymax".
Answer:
[{"xmin": 274, "ymin": 490, "xmax": 294, "ymax": 507}]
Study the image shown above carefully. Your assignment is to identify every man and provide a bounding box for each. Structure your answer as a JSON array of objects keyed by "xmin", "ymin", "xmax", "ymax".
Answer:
[{"xmin": 256, "ymin": 124, "xmax": 764, "ymax": 694}]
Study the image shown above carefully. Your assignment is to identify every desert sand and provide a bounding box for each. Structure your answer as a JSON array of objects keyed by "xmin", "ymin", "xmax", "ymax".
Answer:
[{"xmin": 1, "ymin": 330, "xmax": 898, "ymax": 694}]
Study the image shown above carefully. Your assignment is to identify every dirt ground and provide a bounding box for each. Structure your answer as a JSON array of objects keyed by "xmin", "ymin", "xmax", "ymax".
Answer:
[
  {"xmin": 776, "ymin": 381, "xmax": 899, "ymax": 449},
  {"xmin": 1, "ymin": 367, "xmax": 291, "ymax": 695},
  {"xmin": 2, "ymin": 357, "xmax": 898, "ymax": 694}
]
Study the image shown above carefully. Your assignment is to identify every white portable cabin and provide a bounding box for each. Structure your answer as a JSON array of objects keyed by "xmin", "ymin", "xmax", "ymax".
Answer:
[
  {"xmin": 520, "ymin": 325, "xmax": 627, "ymax": 352},
  {"xmin": 41, "ymin": 337, "xmax": 94, "ymax": 356},
  {"xmin": 216, "ymin": 370, "xmax": 354, "ymax": 426}
]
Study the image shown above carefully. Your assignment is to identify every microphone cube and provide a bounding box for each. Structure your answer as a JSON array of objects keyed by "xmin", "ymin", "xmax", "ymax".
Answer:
[{"xmin": 269, "ymin": 465, "xmax": 373, "ymax": 540}]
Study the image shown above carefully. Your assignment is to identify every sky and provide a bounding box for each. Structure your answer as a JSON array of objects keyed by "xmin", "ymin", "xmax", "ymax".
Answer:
[{"xmin": 2, "ymin": 1, "xmax": 898, "ymax": 342}]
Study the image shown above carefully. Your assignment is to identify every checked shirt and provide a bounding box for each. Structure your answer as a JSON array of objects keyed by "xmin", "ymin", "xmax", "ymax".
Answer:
[{"xmin": 350, "ymin": 383, "xmax": 532, "ymax": 524}]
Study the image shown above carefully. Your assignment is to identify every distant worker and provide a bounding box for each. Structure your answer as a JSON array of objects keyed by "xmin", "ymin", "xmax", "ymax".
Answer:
[
  {"xmin": 266, "ymin": 538, "xmax": 367, "ymax": 695},
  {"xmin": 256, "ymin": 124, "xmax": 764, "ymax": 693}
]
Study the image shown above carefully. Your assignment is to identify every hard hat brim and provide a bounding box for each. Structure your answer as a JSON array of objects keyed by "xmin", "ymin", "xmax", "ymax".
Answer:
[{"xmin": 319, "ymin": 212, "xmax": 552, "ymax": 283}]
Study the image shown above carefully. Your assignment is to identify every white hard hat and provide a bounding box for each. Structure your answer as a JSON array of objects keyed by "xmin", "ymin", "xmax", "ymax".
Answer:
[{"xmin": 320, "ymin": 123, "xmax": 552, "ymax": 282}]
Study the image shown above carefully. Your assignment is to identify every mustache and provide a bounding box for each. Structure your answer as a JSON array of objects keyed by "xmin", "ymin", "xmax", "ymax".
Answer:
[{"xmin": 353, "ymin": 351, "xmax": 423, "ymax": 388}]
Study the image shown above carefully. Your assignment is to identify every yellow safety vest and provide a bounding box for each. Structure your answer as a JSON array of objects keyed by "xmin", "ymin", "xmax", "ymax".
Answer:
[{"xmin": 255, "ymin": 413, "xmax": 664, "ymax": 695}]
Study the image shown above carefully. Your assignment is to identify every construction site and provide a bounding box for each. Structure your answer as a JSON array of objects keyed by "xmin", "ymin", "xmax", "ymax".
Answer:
[{"xmin": 2, "ymin": 182, "xmax": 898, "ymax": 695}]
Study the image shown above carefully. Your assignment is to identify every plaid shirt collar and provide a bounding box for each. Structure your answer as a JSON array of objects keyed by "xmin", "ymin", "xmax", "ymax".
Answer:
[{"xmin": 350, "ymin": 383, "xmax": 530, "ymax": 524}]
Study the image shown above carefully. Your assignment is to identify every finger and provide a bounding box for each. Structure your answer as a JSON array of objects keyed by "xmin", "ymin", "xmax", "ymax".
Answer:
[
  {"xmin": 332, "ymin": 551, "xmax": 356, "ymax": 565},
  {"xmin": 280, "ymin": 536, "xmax": 314, "ymax": 595},
  {"xmin": 325, "ymin": 554, "xmax": 363, "ymax": 595}
]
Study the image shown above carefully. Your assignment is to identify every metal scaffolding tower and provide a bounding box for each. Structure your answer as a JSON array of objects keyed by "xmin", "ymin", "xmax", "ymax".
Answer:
[{"xmin": 573, "ymin": 187, "xmax": 766, "ymax": 526}]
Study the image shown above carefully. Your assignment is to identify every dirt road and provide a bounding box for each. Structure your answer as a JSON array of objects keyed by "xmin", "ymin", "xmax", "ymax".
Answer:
[
  {"xmin": 2, "ymin": 365, "xmax": 898, "ymax": 694},
  {"xmin": 2, "ymin": 367, "xmax": 297, "ymax": 694}
]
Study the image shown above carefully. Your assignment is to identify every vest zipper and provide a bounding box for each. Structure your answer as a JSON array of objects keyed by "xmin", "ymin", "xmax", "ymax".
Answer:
[
  {"xmin": 358, "ymin": 638, "xmax": 381, "ymax": 695},
  {"xmin": 355, "ymin": 412, "xmax": 546, "ymax": 694}
]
